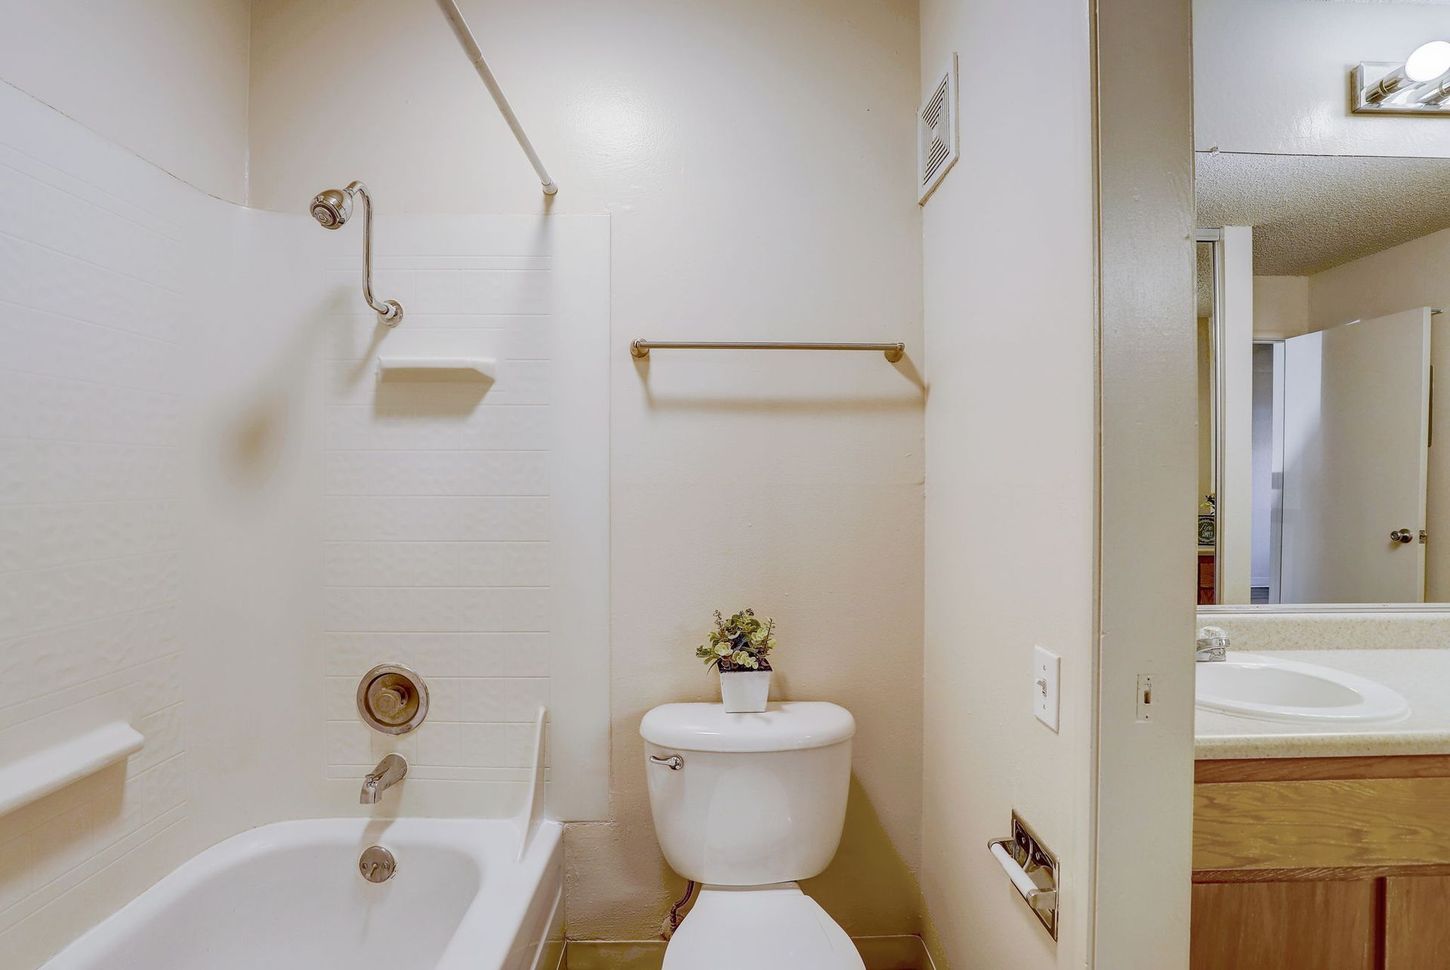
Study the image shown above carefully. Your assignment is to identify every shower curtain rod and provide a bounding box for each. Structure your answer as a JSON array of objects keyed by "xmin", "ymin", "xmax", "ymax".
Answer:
[{"xmin": 434, "ymin": 0, "xmax": 559, "ymax": 196}]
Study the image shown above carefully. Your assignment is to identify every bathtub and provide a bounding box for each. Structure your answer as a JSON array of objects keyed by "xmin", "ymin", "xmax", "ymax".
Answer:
[{"xmin": 40, "ymin": 818, "xmax": 563, "ymax": 970}]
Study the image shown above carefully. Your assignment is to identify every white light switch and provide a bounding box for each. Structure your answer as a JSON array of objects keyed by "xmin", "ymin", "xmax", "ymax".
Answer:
[{"xmin": 1033, "ymin": 646, "xmax": 1060, "ymax": 732}]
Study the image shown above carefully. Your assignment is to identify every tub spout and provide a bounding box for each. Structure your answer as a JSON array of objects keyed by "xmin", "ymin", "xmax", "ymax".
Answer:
[{"xmin": 360, "ymin": 753, "xmax": 408, "ymax": 804}]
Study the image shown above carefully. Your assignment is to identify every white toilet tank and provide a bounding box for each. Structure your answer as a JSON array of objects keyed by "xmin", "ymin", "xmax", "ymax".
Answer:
[{"xmin": 640, "ymin": 702, "xmax": 855, "ymax": 886}]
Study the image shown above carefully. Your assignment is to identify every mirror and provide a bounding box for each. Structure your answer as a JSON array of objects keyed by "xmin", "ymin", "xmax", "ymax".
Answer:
[
  {"xmin": 1190, "ymin": 0, "xmax": 1450, "ymax": 609},
  {"xmin": 1195, "ymin": 155, "xmax": 1450, "ymax": 606}
]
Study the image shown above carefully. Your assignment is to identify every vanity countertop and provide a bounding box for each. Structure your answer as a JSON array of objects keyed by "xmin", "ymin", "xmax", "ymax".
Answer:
[{"xmin": 1195, "ymin": 647, "xmax": 1450, "ymax": 759}]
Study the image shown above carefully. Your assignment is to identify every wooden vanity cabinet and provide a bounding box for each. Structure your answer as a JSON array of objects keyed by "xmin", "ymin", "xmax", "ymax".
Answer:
[
  {"xmin": 1191, "ymin": 755, "xmax": 1450, "ymax": 969},
  {"xmin": 1385, "ymin": 875, "xmax": 1450, "ymax": 968},
  {"xmin": 1191, "ymin": 880, "xmax": 1377, "ymax": 970},
  {"xmin": 1197, "ymin": 553, "xmax": 1216, "ymax": 605}
]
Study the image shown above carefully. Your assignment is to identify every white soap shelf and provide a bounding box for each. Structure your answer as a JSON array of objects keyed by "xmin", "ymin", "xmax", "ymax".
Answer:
[
  {"xmin": 0, "ymin": 721, "xmax": 144, "ymax": 818},
  {"xmin": 376, "ymin": 356, "xmax": 497, "ymax": 382}
]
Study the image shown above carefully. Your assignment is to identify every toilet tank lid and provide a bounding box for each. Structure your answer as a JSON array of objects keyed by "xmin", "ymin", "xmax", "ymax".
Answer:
[{"xmin": 640, "ymin": 702, "xmax": 855, "ymax": 753}]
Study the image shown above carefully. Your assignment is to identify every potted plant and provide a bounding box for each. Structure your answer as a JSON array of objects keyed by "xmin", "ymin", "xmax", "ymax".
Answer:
[{"xmin": 695, "ymin": 608, "xmax": 777, "ymax": 713}]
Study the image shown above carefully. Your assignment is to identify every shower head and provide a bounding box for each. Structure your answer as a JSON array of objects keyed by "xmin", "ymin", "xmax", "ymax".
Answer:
[
  {"xmin": 310, "ymin": 187, "xmax": 354, "ymax": 230},
  {"xmin": 308, "ymin": 180, "xmax": 403, "ymax": 326}
]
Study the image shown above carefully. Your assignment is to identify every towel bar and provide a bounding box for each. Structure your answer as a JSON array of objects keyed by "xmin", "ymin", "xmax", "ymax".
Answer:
[{"xmin": 630, "ymin": 339, "xmax": 905, "ymax": 362}]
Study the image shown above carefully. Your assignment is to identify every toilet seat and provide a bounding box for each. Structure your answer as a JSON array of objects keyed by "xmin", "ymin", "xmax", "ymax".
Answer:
[{"xmin": 663, "ymin": 884, "xmax": 865, "ymax": 970}]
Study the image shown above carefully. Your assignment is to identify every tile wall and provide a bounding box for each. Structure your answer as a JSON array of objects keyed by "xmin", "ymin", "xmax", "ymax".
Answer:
[{"xmin": 0, "ymin": 83, "xmax": 194, "ymax": 967}]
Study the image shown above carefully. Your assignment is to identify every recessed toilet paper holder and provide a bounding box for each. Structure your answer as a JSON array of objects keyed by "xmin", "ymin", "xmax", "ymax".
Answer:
[{"xmin": 988, "ymin": 812, "xmax": 1059, "ymax": 940}]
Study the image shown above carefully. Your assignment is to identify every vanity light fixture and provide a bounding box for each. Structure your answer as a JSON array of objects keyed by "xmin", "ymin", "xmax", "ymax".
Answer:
[
  {"xmin": 1352, "ymin": 41, "xmax": 1450, "ymax": 115},
  {"xmin": 1407, "ymin": 41, "xmax": 1450, "ymax": 83}
]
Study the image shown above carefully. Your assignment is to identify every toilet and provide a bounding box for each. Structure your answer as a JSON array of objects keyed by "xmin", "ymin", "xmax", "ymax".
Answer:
[{"xmin": 640, "ymin": 701, "xmax": 864, "ymax": 970}]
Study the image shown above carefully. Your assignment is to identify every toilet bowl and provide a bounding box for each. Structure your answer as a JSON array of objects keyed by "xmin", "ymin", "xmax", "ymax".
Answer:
[
  {"xmin": 640, "ymin": 702, "xmax": 863, "ymax": 970},
  {"xmin": 662, "ymin": 884, "xmax": 861, "ymax": 970}
]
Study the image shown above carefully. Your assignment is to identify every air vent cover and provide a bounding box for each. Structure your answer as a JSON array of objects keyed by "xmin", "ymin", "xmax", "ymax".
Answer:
[{"xmin": 918, "ymin": 54, "xmax": 960, "ymax": 204}]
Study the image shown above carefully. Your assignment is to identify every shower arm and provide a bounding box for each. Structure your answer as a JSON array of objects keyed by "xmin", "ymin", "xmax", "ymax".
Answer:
[
  {"xmin": 347, "ymin": 181, "xmax": 403, "ymax": 326},
  {"xmin": 434, "ymin": 0, "xmax": 558, "ymax": 196}
]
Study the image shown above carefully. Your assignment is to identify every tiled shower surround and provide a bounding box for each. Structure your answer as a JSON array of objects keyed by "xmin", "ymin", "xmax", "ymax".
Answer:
[
  {"xmin": 311, "ymin": 223, "xmax": 611, "ymax": 818},
  {"xmin": 0, "ymin": 86, "xmax": 192, "ymax": 961},
  {"xmin": 0, "ymin": 79, "xmax": 608, "ymax": 969},
  {"xmin": 321, "ymin": 256, "xmax": 558, "ymax": 779}
]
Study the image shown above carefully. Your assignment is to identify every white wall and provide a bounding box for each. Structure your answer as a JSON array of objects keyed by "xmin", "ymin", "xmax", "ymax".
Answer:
[
  {"xmin": 1096, "ymin": 0, "xmax": 1197, "ymax": 959},
  {"xmin": 1254, "ymin": 276, "xmax": 1309, "ymax": 339},
  {"xmin": 0, "ymin": 80, "xmax": 208, "ymax": 970},
  {"xmin": 918, "ymin": 0, "xmax": 1097, "ymax": 967},
  {"xmin": 1195, "ymin": 0, "xmax": 1450, "ymax": 158},
  {"xmin": 1218, "ymin": 228, "xmax": 1255, "ymax": 604},
  {"xmin": 1307, "ymin": 228, "xmax": 1450, "ymax": 601},
  {"xmin": 1198, "ymin": 316, "xmax": 1214, "ymax": 500},
  {"xmin": 0, "ymin": 0, "xmax": 251, "ymax": 202},
  {"xmin": 250, "ymin": 0, "xmax": 927, "ymax": 944}
]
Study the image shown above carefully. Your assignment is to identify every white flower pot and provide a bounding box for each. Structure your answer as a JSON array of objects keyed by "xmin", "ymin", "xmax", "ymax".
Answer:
[{"xmin": 720, "ymin": 670, "xmax": 772, "ymax": 713}]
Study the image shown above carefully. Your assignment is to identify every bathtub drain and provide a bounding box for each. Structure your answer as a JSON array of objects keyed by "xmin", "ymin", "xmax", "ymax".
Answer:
[{"xmin": 359, "ymin": 845, "xmax": 396, "ymax": 883}]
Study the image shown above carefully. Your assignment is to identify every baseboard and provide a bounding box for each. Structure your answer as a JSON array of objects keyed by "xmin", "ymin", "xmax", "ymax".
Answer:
[
  {"xmin": 854, "ymin": 935, "xmax": 940, "ymax": 970},
  {"xmin": 562, "ymin": 934, "xmax": 937, "ymax": 970},
  {"xmin": 562, "ymin": 941, "xmax": 664, "ymax": 970}
]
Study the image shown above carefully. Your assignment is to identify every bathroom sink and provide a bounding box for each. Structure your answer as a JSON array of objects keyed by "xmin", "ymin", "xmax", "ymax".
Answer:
[{"xmin": 1196, "ymin": 653, "xmax": 1409, "ymax": 724}]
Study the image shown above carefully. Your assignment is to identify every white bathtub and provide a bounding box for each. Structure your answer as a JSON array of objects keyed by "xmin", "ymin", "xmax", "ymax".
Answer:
[{"xmin": 40, "ymin": 818, "xmax": 563, "ymax": 970}]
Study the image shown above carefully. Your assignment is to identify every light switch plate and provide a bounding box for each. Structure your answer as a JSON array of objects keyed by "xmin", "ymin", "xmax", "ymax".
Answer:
[
  {"xmin": 1136, "ymin": 673, "xmax": 1154, "ymax": 722},
  {"xmin": 1033, "ymin": 646, "xmax": 1060, "ymax": 732}
]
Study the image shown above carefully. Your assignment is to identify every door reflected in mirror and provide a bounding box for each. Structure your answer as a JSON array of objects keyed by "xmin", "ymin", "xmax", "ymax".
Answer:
[{"xmin": 1196, "ymin": 155, "xmax": 1447, "ymax": 607}]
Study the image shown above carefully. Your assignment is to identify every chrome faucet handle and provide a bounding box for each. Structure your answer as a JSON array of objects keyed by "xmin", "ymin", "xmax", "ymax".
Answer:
[{"xmin": 1195, "ymin": 625, "xmax": 1229, "ymax": 663}]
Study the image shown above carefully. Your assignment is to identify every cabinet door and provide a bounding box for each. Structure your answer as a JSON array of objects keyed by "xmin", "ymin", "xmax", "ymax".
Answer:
[
  {"xmin": 1191, "ymin": 881, "xmax": 1377, "ymax": 970},
  {"xmin": 1386, "ymin": 875, "xmax": 1450, "ymax": 968}
]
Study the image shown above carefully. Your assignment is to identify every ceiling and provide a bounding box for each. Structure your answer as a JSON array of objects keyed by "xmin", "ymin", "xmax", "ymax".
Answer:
[{"xmin": 1195, "ymin": 151, "xmax": 1450, "ymax": 276}]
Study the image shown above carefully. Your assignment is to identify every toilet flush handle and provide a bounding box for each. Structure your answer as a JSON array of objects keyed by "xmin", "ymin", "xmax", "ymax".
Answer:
[{"xmin": 650, "ymin": 754, "xmax": 685, "ymax": 771}]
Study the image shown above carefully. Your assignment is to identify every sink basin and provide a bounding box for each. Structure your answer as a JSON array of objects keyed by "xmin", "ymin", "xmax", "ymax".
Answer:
[{"xmin": 1196, "ymin": 653, "xmax": 1409, "ymax": 724}]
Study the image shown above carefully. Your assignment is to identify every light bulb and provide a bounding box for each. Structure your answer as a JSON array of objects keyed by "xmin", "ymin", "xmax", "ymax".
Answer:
[{"xmin": 1406, "ymin": 41, "xmax": 1450, "ymax": 82}]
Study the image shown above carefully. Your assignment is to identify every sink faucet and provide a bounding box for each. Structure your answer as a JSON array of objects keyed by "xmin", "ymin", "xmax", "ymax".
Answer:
[
  {"xmin": 1196, "ymin": 626, "xmax": 1228, "ymax": 663},
  {"xmin": 360, "ymin": 753, "xmax": 408, "ymax": 804}
]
